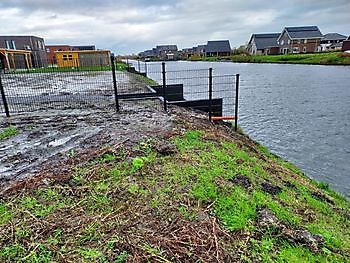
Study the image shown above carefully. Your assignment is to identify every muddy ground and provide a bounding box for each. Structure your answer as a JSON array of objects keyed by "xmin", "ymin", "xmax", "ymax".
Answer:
[{"xmin": 0, "ymin": 101, "xmax": 178, "ymax": 192}]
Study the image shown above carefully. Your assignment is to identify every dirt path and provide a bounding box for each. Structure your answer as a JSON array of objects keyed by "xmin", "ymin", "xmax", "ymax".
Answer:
[{"xmin": 0, "ymin": 103, "xmax": 175, "ymax": 190}]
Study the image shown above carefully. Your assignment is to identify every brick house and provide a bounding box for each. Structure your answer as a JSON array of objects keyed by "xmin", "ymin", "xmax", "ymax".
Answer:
[
  {"xmin": 277, "ymin": 26, "xmax": 323, "ymax": 54},
  {"xmin": 0, "ymin": 36, "xmax": 48, "ymax": 67},
  {"xmin": 247, "ymin": 33, "xmax": 280, "ymax": 55}
]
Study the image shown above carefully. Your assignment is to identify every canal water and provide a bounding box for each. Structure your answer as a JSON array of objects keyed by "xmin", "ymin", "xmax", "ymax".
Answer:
[{"xmin": 131, "ymin": 60, "xmax": 350, "ymax": 197}]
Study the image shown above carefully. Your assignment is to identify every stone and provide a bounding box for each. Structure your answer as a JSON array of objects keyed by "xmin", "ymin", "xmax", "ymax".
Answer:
[
  {"xmin": 155, "ymin": 141, "xmax": 177, "ymax": 155},
  {"xmin": 257, "ymin": 208, "xmax": 279, "ymax": 227}
]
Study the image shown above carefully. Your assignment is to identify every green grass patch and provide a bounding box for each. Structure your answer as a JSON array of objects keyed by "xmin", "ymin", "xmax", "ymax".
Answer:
[{"xmin": 0, "ymin": 126, "xmax": 18, "ymax": 140}]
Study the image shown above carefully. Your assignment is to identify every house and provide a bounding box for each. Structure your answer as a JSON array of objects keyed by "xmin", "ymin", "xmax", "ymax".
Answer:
[
  {"xmin": 247, "ymin": 33, "xmax": 280, "ymax": 55},
  {"xmin": 342, "ymin": 36, "xmax": 350, "ymax": 52},
  {"xmin": 277, "ymin": 26, "xmax": 323, "ymax": 54},
  {"xmin": 55, "ymin": 50, "xmax": 111, "ymax": 68},
  {"xmin": 46, "ymin": 45, "xmax": 74, "ymax": 64},
  {"xmin": 155, "ymin": 45, "xmax": 178, "ymax": 60},
  {"xmin": 0, "ymin": 48, "xmax": 33, "ymax": 70},
  {"xmin": 320, "ymin": 33, "xmax": 347, "ymax": 51},
  {"xmin": 0, "ymin": 36, "xmax": 48, "ymax": 67},
  {"xmin": 205, "ymin": 40, "xmax": 231, "ymax": 57}
]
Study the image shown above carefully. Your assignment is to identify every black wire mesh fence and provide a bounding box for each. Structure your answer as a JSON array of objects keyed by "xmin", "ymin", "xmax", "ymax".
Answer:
[{"xmin": 0, "ymin": 58, "xmax": 240, "ymax": 129}]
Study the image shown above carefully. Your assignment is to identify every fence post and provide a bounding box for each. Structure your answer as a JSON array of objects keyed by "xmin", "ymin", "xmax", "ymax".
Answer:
[
  {"xmin": 138, "ymin": 60, "xmax": 141, "ymax": 73},
  {"xmin": 144, "ymin": 61, "xmax": 147, "ymax": 76},
  {"xmin": 162, "ymin": 62, "xmax": 167, "ymax": 111},
  {"xmin": 110, "ymin": 55, "xmax": 120, "ymax": 112},
  {"xmin": 234, "ymin": 74, "xmax": 240, "ymax": 132},
  {"xmin": 208, "ymin": 68, "xmax": 213, "ymax": 121},
  {"xmin": 0, "ymin": 72, "xmax": 10, "ymax": 117}
]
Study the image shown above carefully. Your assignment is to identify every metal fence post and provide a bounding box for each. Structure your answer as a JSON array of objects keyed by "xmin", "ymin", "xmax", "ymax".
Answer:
[
  {"xmin": 162, "ymin": 62, "xmax": 167, "ymax": 111},
  {"xmin": 208, "ymin": 68, "xmax": 213, "ymax": 121},
  {"xmin": 0, "ymin": 73, "xmax": 10, "ymax": 117},
  {"xmin": 138, "ymin": 60, "xmax": 141, "ymax": 72},
  {"xmin": 234, "ymin": 74, "xmax": 240, "ymax": 131},
  {"xmin": 144, "ymin": 61, "xmax": 147, "ymax": 76},
  {"xmin": 110, "ymin": 55, "xmax": 120, "ymax": 112}
]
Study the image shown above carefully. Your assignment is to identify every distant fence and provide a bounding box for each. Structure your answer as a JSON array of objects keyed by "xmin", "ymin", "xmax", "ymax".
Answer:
[{"xmin": 0, "ymin": 58, "xmax": 240, "ymax": 130}]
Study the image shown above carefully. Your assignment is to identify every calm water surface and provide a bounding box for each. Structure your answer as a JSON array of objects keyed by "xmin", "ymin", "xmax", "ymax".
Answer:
[{"xmin": 133, "ymin": 60, "xmax": 350, "ymax": 197}]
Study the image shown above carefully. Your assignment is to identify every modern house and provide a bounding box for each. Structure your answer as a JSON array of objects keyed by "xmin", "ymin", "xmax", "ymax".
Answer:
[
  {"xmin": 205, "ymin": 40, "xmax": 231, "ymax": 57},
  {"xmin": 320, "ymin": 33, "xmax": 347, "ymax": 51},
  {"xmin": 55, "ymin": 50, "xmax": 111, "ymax": 68},
  {"xmin": 247, "ymin": 33, "xmax": 280, "ymax": 55},
  {"xmin": 46, "ymin": 45, "xmax": 74, "ymax": 64},
  {"xmin": 0, "ymin": 36, "xmax": 48, "ymax": 67},
  {"xmin": 277, "ymin": 26, "xmax": 323, "ymax": 54},
  {"xmin": 342, "ymin": 36, "xmax": 350, "ymax": 52}
]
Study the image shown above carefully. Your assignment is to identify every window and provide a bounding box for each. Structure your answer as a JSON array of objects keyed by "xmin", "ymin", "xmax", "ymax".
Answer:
[
  {"xmin": 63, "ymin": 54, "xmax": 68, "ymax": 61},
  {"xmin": 303, "ymin": 47, "xmax": 307, "ymax": 53},
  {"xmin": 11, "ymin": 41, "xmax": 16, "ymax": 50},
  {"xmin": 287, "ymin": 40, "xmax": 291, "ymax": 45},
  {"xmin": 5, "ymin": 40, "xmax": 10, "ymax": 49},
  {"xmin": 281, "ymin": 40, "xmax": 284, "ymax": 45},
  {"xmin": 68, "ymin": 54, "xmax": 73, "ymax": 61},
  {"xmin": 304, "ymin": 39, "xmax": 308, "ymax": 44}
]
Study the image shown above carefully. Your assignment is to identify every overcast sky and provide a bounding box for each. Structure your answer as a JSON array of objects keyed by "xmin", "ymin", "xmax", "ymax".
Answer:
[{"xmin": 0, "ymin": 0, "xmax": 349, "ymax": 54}]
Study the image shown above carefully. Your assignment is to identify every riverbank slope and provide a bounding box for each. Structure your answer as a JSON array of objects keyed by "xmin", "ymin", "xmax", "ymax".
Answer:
[
  {"xmin": 0, "ymin": 106, "xmax": 349, "ymax": 262},
  {"xmin": 197, "ymin": 51, "xmax": 350, "ymax": 65}
]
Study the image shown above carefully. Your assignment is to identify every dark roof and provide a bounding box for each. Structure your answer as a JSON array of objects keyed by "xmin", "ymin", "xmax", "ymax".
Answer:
[
  {"xmin": 323, "ymin": 33, "xmax": 347, "ymax": 41},
  {"xmin": 250, "ymin": 33, "xmax": 280, "ymax": 49},
  {"xmin": 206, "ymin": 40, "xmax": 231, "ymax": 53},
  {"xmin": 156, "ymin": 45, "xmax": 178, "ymax": 51},
  {"xmin": 347, "ymin": 36, "xmax": 350, "ymax": 40},
  {"xmin": 283, "ymin": 26, "xmax": 323, "ymax": 39}
]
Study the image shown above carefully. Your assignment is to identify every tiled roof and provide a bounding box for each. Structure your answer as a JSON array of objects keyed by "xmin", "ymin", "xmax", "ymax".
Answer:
[
  {"xmin": 284, "ymin": 26, "xmax": 323, "ymax": 39},
  {"xmin": 323, "ymin": 33, "xmax": 347, "ymax": 41},
  {"xmin": 206, "ymin": 40, "xmax": 231, "ymax": 53},
  {"xmin": 251, "ymin": 33, "xmax": 280, "ymax": 49}
]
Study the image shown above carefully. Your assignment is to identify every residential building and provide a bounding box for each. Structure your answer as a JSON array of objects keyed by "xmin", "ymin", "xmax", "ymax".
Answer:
[
  {"xmin": 342, "ymin": 36, "xmax": 350, "ymax": 52},
  {"xmin": 247, "ymin": 33, "xmax": 280, "ymax": 55},
  {"xmin": 55, "ymin": 50, "xmax": 111, "ymax": 68},
  {"xmin": 0, "ymin": 36, "xmax": 48, "ymax": 67},
  {"xmin": 320, "ymin": 33, "xmax": 347, "ymax": 51},
  {"xmin": 277, "ymin": 26, "xmax": 323, "ymax": 54},
  {"xmin": 156, "ymin": 45, "xmax": 178, "ymax": 60},
  {"xmin": 46, "ymin": 45, "xmax": 74, "ymax": 64},
  {"xmin": 205, "ymin": 40, "xmax": 231, "ymax": 57}
]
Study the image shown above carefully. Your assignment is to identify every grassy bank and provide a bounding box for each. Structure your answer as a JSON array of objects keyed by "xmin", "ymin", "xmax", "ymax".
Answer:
[
  {"xmin": 8, "ymin": 62, "xmax": 129, "ymax": 74},
  {"xmin": 0, "ymin": 112, "xmax": 349, "ymax": 262},
  {"xmin": 200, "ymin": 52, "xmax": 350, "ymax": 65}
]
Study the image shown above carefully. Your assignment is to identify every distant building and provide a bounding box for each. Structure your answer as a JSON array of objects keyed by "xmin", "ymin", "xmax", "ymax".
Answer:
[
  {"xmin": 72, "ymin": 45, "xmax": 96, "ymax": 51},
  {"xmin": 247, "ymin": 33, "xmax": 280, "ymax": 55},
  {"xmin": 156, "ymin": 45, "xmax": 178, "ymax": 60},
  {"xmin": 205, "ymin": 40, "xmax": 231, "ymax": 57},
  {"xmin": 277, "ymin": 26, "xmax": 323, "ymax": 54},
  {"xmin": 55, "ymin": 50, "xmax": 111, "ymax": 68},
  {"xmin": 342, "ymin": 36, "xmax": 350, "ymax": 52},
  {"xmin": 0, "ymin": 35, "xmax": 48, "ymax": 67},
  {"xmin": 320, "ymin": 33, "xmax": 347, "ymax": 51},
  {"xmin": 46, "ymin": 45, "xmax": 74, "ymax": 64}
]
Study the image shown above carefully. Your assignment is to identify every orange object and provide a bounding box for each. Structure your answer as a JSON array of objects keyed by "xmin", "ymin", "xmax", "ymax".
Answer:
[{"xmin": 211, "ymin": 116, "xmax": 236, "ymax": 121}]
